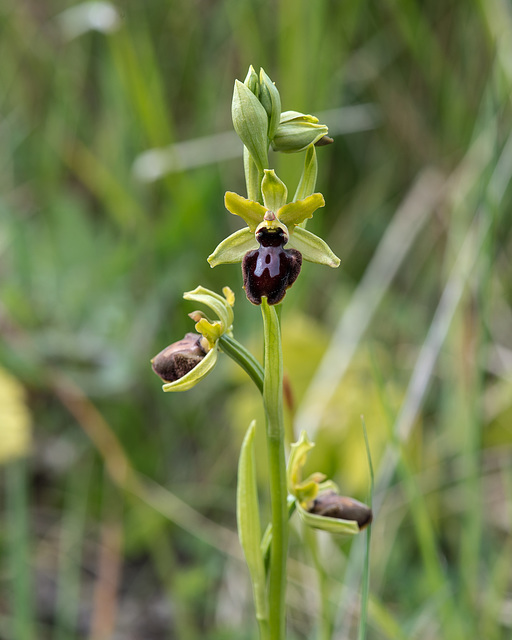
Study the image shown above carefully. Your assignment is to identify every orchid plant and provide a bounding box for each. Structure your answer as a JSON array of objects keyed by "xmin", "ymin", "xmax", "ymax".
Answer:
[{"xmin": 151, "ymin": 66, "xmax": 372, "ymax": 640}]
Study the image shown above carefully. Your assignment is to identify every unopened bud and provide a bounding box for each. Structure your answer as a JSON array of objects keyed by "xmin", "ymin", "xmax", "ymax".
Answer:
[
  {"xmin": 271, "ymin": 121, "xmax": 329, "ymax": 153},
  {"xmin": 308, "ymin": 491, "xmax": 373, "ymax": 530},
  {"xmin": 151, "ymin": 333, "xmax": 206, "ymax": 383}
]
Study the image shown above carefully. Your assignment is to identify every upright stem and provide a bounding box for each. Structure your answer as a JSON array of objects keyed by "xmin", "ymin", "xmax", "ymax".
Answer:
[{"xmin": 261, "ymin": 299, "xmax": 288, "ymax": 640}]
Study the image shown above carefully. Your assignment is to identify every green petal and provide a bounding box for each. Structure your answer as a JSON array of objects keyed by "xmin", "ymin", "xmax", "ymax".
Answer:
[
  {"xmin": 237, "ymin": 421, "xmax": 268, "ymax": 621},
  {"xmin": 296, "ymin": 501, "xmax": 360, "ymax": 538},
  {"xmin": 277, "ymin": 193, "xmax": 324, "ymax": 228},
  {"xmin": 208, "ymin": 228, "xmax": 257, "ymax": 267},
  {"xmin": 287, "ymin": 227, "xmax": 340, "ymax": 267},
  {"xmin": 194, "ymin": 318, "xmax": 223, "ymax": 350},
  {"xmin": 225, "ymin": 191, "xmax": 266, "ymax": 232},
  {"xmin": 183, "ymin": 286, "xmax": 234, "ymax": 333},
  {"xmin": 162, "ymin": 347, "xmax": 218, "ymax": 392},
  {"xmin": 261, "ymin": 169, "xmax": 287, "ymax": 212}
]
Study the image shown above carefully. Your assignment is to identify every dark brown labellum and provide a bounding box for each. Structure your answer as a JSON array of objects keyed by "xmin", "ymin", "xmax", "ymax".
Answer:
[
  {"xmin": 242, "ymin": 228, "xmax": 302, "ymax": 305},
  {"xmin": 309, "ymin": 490, "xmax": 373, "ymax": 529},
  {"xmin": 315, "ymin": 135, "xmax": 334, "ymax": 147},
  {"xmin": 151, "ymin": 333, "xmax": 206, "ymax": 383}
]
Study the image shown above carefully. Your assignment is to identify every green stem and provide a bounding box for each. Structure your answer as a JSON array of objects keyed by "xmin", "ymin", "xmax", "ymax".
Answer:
[
  {"xmin": 261, "ymin": 498, "xmax": 296, "ymax": 573},
  {"xmin": 218, "ymin": 334, "xmax": 264, "ymax": 394},
  {"xmin": 244, "ymin": 145, "xmax": 264, "ymax": 203},
  {"xmin": 304, "ymin": 526, "xmax": 333, "ymax": 640},
  {"xmin": 261, "ymin": 299, "xmax": 288, "ymax": 640}
]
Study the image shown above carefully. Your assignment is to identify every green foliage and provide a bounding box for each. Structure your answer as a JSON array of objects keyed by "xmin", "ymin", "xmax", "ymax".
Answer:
[{"xmin": 0, "ymin": 1, "xmax": 511, "ymax": 639}]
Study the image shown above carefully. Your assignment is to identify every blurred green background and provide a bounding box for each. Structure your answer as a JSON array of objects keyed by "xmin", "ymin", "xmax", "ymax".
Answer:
[{"xmin": 1, "ymin": 0, "xmax": 512, "ymax": 638}]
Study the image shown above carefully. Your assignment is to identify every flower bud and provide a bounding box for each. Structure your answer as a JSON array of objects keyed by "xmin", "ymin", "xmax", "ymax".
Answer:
[
  {"xmin": 259, "ymin": 68, "xmax": 281, "ymax": 141},
  {"xmin": 308, "ymin": 490, "xmax": 373, "ymax": 530},
  {"xmin": 242, "ymin": 227, "xmax": 302, "ymax": 305},
  {"xmin": 151, "ymin": 333, "xmax": 206, "ymax": 383},
  {"xmin": 271, "ymin": 120, "xmax": 329, "ymax": 153},
  {"xmin": 244, "ymin": 65, "xmax": 259, "ymax": 96},
  {"xmin": 232, "ymin": 80, "xmax": 269, "ymax": 172}
]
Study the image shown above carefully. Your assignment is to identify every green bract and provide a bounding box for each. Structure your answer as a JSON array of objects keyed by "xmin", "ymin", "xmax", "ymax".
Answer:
[
  {"xmin": 161, "ymin": 286, "xmax": 234, "ymax": 392},
  {"xmin": 208, "ymin": 169, "xmax": 340, "ymax": 269},
  {"xmin": 237, "ymin": 421, "xmax": 268, "ymax": 624}
]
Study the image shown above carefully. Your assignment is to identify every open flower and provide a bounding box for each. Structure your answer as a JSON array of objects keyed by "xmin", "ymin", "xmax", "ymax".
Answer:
[
  {"xmin": 287, "ymin": 431, "xmax": 372, "ymax": 535},
  {"xmin": 151, "ymin": 286, "xmax": 234, "ymax": 392},
  {"xmin": 208, "ymin": 170, "xmax": 340, "ymax": 305}
]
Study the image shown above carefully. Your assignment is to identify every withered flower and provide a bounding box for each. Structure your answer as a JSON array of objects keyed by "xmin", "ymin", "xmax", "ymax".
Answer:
[
  {"xmin": 308, "ymin": 490, "xmax": 373, "ymax": 530},
  {"xmin": 151, "ymin": 286, "xmax": 234, "ymax": 392},
  {"xmin": 287, "ymin": 430, "xmax": 373, "ymax": 537}
]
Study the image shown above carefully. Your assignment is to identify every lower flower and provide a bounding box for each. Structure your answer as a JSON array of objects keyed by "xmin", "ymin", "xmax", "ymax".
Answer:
[
  {"xmin": 308, "ymin": 490, "xmax": 372, "ymax": 530},
  {"xmin": 151, "ymin": 286, "xmax": 234, "ymax": 392}
]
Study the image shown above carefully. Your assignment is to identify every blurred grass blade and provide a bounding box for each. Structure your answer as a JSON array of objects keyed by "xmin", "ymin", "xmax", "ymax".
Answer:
[
  {"xmin": 357, "ymin": 416, "xmax": 373, "ymax": 640},
  {"xmin": 6, "ymin": 458, "xmax": 34, "ymax": 640},
  {"xmin": 295, "ymin": 168, "xmax": 445, "ymax": 437},
  {"xmin": 55, "ymin": 459, "xmax": 93, "ymax": 640}
]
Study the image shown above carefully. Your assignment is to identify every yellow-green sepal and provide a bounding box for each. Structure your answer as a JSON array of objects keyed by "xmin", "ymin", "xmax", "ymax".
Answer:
[
  {"xmin": 277, "ymin": 193, "xmax": 325, "ymax": 229},
  {"xmin": 183, "ymin": 286, "xmax": 234, "ymax": 334},
  {"xmin": 296, "ymin": 501, "xmax": 360, "ymax": 538},
  {"xmin": 287, "ymin": 430, "xmax": 315, "ymax": 494},
  {"xmin": 280, "ymin": 110, "xmax": 319, "ymax": 124},
  {"xmin": 262, "ymin": 169, "xmax": 287, "ymax": 213},
  {"xmin": 293, "ymin": 144, "xmax": 318, "ymax": 203},
  {"xmin": 162, "ymin": 347, "xmax": 218, "ymax": 392},
  {"xmin": 208, "ymin": 228, "xmax": 258, "ymax": 267},
  {"xmin": 237, "ymin": 421, "xmax": 268, "ymax": 623},
  {"xmin": 286, "ymin": 227, "xmax": 340, "ymax": 267},
  {"xmin": 224, "ymin": 192, "xmax": 267, "ymax": 231}
]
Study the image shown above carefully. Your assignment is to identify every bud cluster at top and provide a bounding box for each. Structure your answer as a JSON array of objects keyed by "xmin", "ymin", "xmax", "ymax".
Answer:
[{"xmin": 232, "ymin": 66, "xmax": 330, "ymax": 174}]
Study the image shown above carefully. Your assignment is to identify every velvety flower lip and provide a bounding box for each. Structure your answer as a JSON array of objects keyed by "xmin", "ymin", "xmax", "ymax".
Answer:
[
  {"xmin": 242, "ymin": 227, "xmax": 302, "ymax": 305},
  {"xmin": 208, "ymin": 169, "xmax": 340, "ymax": 269},
  {"xmin": 308, "ymin": 491, "xmax": 373, "ymax": 530},
  {"xmin": 151, "ymin": 332, "xmax": 207, "ymax": 383}
]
